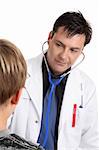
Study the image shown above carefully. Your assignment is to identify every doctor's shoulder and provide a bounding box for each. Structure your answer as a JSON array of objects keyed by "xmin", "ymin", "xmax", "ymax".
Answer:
[{"xmin": 26, "ymin": 53, "xmax": 43, "ymax": 75}]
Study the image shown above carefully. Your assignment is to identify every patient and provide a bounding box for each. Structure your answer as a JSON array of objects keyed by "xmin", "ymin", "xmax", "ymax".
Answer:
[{"xmin": 0, "ymin": 39, "xmax": 44, "ymax": 150}]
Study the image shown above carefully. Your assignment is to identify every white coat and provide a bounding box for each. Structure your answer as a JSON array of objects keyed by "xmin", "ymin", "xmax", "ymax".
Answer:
[{"xmin": 9, "ymin": 53, "xmax": 99, "ymax": 150}]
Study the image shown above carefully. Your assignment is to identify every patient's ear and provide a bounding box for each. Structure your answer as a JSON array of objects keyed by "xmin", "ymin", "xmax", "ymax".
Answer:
[{"xmin": 11, "ymin": 89, "xmax": 23, "ymax": 105}]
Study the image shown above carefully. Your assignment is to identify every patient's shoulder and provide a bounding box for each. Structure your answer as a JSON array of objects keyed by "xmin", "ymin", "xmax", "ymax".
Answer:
[{"xmin": 0, "ymin": 133, "xmax": 44, "ymax": 150}]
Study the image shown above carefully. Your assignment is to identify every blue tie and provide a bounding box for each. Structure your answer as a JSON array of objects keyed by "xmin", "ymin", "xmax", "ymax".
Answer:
[{"xmin": 37, "ymin": 73, "xmax": 63, "ymax": 150}]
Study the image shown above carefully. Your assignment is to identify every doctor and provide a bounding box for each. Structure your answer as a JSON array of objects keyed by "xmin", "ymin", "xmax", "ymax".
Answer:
[{"xmin": 9, "ymin": 11, "xmax": 99, "ymax": 150}]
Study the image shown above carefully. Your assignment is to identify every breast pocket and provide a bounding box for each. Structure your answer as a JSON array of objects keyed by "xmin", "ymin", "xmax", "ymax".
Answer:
[
  {"xmin": 66, "ymin": 104, "xmax": 84, "ymax": 130},
  {"xmin": 58, "ymin": 105, "xmax": 84, "ymax": 147}
]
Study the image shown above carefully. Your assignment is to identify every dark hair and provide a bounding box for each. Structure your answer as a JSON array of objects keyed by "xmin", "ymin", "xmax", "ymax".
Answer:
[{"xmin": 52, "ymin": 11, "xmax": 92, "ymax": 46}]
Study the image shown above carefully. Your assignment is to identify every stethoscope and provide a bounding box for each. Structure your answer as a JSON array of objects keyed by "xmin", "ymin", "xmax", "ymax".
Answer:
[{"xmin": 40, "ymin": 41, "xmax": 85, "ymax": 147}]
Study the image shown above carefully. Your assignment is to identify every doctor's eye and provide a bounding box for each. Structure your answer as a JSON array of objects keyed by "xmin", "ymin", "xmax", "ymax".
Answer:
[
  {"xmin": 55, "ymin": 42, "xmax": 62, "ymax": 47},
  {"xmin": 70, "ymin": 48, "xmax": 79, "ymax": 53},
  {"xmin": 55, "ymin": 42, "xmax": 65, "ymax": 50}
]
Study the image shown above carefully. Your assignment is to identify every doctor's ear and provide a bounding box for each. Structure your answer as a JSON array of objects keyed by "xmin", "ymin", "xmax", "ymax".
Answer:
[
  {"xmin": 48, "ymin": 31, "xmax": 55, "ymax": 45},
  {"xmin": 48, "ymin": 31, "xmax": 53, "ymax": 40},
  {"xmin": 48, "ymin": 31, "xmax": 55, "ymax": 40}
]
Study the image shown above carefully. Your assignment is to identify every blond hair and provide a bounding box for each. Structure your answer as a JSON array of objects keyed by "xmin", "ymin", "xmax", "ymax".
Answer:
[{"xmin": 0, "ymin": 39, "xmax": 27, "ymax": 105}]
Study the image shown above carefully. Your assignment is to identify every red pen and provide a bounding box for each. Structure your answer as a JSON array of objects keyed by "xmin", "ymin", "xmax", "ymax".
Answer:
[{"xmin": 72, "ymin": 104, "xmax": 77, "ymax": 127}]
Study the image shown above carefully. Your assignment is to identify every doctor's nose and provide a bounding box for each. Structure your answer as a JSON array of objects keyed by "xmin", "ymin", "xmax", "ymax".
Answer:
[{"xmin": 59, "ymin": 48, "xmax": 70, "ymax": 60}]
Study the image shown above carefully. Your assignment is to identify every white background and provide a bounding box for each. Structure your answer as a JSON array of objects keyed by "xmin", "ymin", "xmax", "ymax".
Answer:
[{"xmin": 0, "ymin": 0, "xmax": 99, "ymax": 116}]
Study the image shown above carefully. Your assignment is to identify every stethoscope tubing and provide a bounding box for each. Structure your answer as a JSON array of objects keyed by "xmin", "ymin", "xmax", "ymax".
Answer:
[{"xmin": 24, "ymin": 41, "xmax": 85, "ymax": 148}]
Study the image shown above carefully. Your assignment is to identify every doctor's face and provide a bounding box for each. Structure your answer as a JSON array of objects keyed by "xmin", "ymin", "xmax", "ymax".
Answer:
[{"xmin": 47, "ymin": 27, "xmax": 85, "ymax": 75}]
